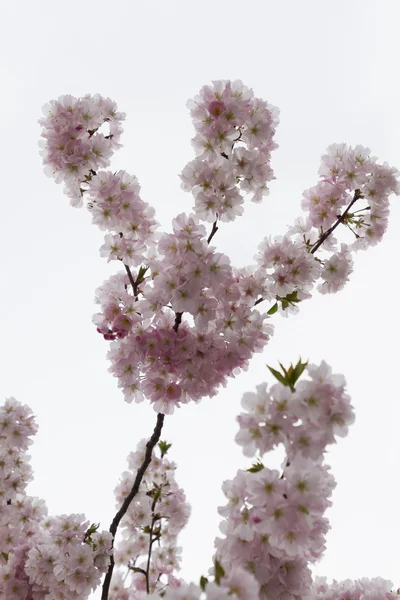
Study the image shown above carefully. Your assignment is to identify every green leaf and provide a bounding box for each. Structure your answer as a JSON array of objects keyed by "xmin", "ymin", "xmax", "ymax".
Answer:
[
  {"xmin": 200, "ymin": 576, "xmax": 209, "ymax": 591},
  {"xmin": 85, "ymin": 523, "xmax": 99, "ymax": 537},
  {"xmin": 267, "ymin": 365, "xmax": 288, "ymax": 386},
  {"xmin": 289, "ymin": 359, "xmax": 308, "ymax": 387},
  {"xmin": 285, "ymin": 290, "xmax": 299, "ymax": 302},
  {"xmin": 281, "ymin": 298, "xmax": 289, "ymax": 310},
  {"xmin": 214, "ymin": 559, "xmax": 225, "ymax": 585},
  {"xmin": 278, "ymin": 363, "xmax": 288, "ymax": 377},
  {"xmin": 142, "ymin": 525, "xmax": 152, "ymax": 534},
  {"xmin": 84, "ymin": 522, "xmax": 100, "ymax": 544},
  {"xmin": 268, "ymin": 359, "xmax": 307, "ymax": 391},
  {"xmin": 158, "ymin": 440, "xmax": 172, "ymax": 458},
  {"xmin": 267, "ymin": 302, "xmax": 278, "ymax": 315},
  {"xmin": 247, "ymin": 460, "xmax": 265, "ymax": 473},
  {"xmin": 1, "ymin": 552, "xmax": 8, "ymax": 562},
  {"xmin": 277, "ymin": 290, "xmax": 301, "ymax": 311},
  {"xmin": 137, "ymin": 265, "xmax": 149, "ymax": 283},
  {"xmin": 149, "ymin": 486, "xmax": 162, "ymax": 502}
]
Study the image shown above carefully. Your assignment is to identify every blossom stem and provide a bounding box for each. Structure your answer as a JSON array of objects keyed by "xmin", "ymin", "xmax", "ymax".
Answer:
[
  {"xmin": 172, "ymin": 218, "xmax": 219, "ymax": 332},
  {"xmin": 124, "ymin": 263, "xmax": 137, "ymax": 294},
  {"xmin": 207, "ymin": 219, "xmax": 219, "ymax": 244},
  {"xmin": 173, "ymin": 312, "xmax": 183, "ymax": 332},
  {"xmin": 352, "ymin": 205, "xmax": 371, "ymax": 214},
  {"xmin": 145, "ymin": 494, "xmax": 161, "ymax": 593},
  {"xmin": 101, "ymin": 412, "xmax": 165, "ymax": 600},
  {"xmin": 253, "ymin": 190, "xmax": 362, "ymax": 308},
  {"xmin": 309, "ymin": 189, "xmax": 362, "ymax": 255}
]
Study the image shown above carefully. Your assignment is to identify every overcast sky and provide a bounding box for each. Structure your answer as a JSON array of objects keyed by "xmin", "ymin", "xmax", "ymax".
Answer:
[{"xmin": 1, "ymin": 0, "xmax": 400, "ymax": 596}]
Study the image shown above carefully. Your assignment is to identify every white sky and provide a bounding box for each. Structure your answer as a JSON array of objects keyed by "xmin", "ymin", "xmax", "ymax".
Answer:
[{"xmin": 1, "ymin": 0, "xmax": 400, "ymax": 596}]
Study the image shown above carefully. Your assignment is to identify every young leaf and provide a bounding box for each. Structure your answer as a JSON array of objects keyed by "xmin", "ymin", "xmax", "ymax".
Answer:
[
  {"xmin": 290, "ymin": 358, "xmax": 308, "ymax": 386},
  {"xmin": 267, "ymin": 302, "xmax": 278, "ymax": 315},
  {"xmin": 84, "ymin": 522, "xmax": 100, "ymax": 544},
  {"xmin": 279, "ymin": 362, "xmax": 288, "ymax": 377},
  {"xmin": 158, "ymin": 440, "xmax": 172, "ymax": 458},
  {"xmin": 277, "ymin": 290, "xmax": 301, "ymax": 311},
  {"xmin": 247, "ymin": 460, "xmax": 265, "ymax": 473},
  {"xmin": 267, "ymin": 365, "xmax": 288, "ymax": 387},
  {"xmin": 137, "ymin": 265, "xmax": 149, "ymax": 283},
  {"xmin": 214, "ymin": 559, "xmax": 225, "ymax": 585},
  {"xmin": 200, "ymin": 576, "xmax": 209, "ymax": 591}
]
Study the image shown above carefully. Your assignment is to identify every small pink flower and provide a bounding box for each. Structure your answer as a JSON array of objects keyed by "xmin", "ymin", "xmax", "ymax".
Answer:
[{"xmin": 208, "ymin": 100, "xmax": 226, "ymax": 118}]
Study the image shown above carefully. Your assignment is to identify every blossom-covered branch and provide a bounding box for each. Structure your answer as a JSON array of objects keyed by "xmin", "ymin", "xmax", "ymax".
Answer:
[
  {"xmin": 0, "ymin": 78, "xmax": 394, "ymax": 599},
  {"xmin": 102, "ymin": 413, "xmax": 165, "ymax": 600},
  {"xmin": 0, "ymin": 399, "xmax": 113, "ymax": 599}
]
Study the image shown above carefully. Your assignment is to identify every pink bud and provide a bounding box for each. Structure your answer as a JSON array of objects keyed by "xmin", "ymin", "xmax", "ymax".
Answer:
[{"xmin": 208, "ymin": 100, "xmax": 226, "ymax": 118}]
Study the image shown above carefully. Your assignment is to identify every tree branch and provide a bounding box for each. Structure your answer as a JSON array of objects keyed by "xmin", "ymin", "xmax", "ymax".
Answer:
[
  {"xmin": 173, "ymin": 312, "xmax": 183, "ymax": 332},
  {"xmin": 207, "ymin": 219, "xmax": 219, "ymax": 245},
  {"xmin": 145, "ymin": 493, "xmax": 161, "ymax": 593},
  {"xmin": 309, "ymin": 189, "xmax": 362, "ymax": 254},
  {"xmin": 101, "ymin": 413, "xmax": 165, "ymax": 600},
  {"xmin": 253, "ymin": 190, "xmax": 363, "ymax": 308},
  {"xmin": 124, "ymin": 263, "xmax": 138, "ymax": 295}
]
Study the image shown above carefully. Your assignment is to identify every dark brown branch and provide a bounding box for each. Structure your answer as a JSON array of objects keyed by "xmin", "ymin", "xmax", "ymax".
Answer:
[
  {"xmin": 101, "ymin": 413, "xmax": 165, "ymax": 600},
  {"xmin": 173, "ymin": 312, "xmax": 183, "ymax": 332},
  {"xmin": 253, "ymin": 190, "xmax": 363, "ymax": 308},
  {"xmin": 207, "ymin": 220, "xmax": 219, "ymax": 245},
  {"xmin": 309, "ymin": 189, "xmax": 362, "ymax": 255},
  {"xmin": 124, "ymin": 263, "xmax": 138, "ymax": 295},
  {"xmin": 145, "ymin": 493, "xmax": 161, "ymax": 593}
]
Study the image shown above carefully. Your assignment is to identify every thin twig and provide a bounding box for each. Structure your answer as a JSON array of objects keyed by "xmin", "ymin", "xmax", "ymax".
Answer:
[
  {"xmin": 207, "ymin": 219, "xmax": 219, "ymax": 245},
  {"xmin": 101, "ymin": 413, "xmax": 165, "ymax": 600},
  {"xmin": 145, "ymin": 494, "xmax": 160, "ymax": 593},
  {"xmin": 309, "ymin": 189, "xmax": 361, "ymax": 255},
  {"xmin": 174, "ymin": 217, "xmax": 219, "ymax": 330},
  {"xmin": 173, "ymin": 312, "xmax": 183, "ymax": 332},
  {"xmin": 124, "ymin": 263, "xmax": 138, "ymax": 295},
  {"xmin": 253, "ymin": 190, "xmax": 362, "ymax": 308}
]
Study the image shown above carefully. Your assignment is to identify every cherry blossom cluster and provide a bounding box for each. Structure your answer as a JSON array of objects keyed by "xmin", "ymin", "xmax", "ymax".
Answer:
[
  {"xmin": 235, "ymin": 361, "xmax": 354, "ymax": 459},
  {"xmin": 110, "ymin": 440, "xmax": 190, "ymax": 598},
  {"xmin": 36, "ymin": 85, "xmax": 400, "ymax": 599},
  {"xmin": 255, "ymin": 145, "xmax": 400, "ymax": 305},
  {"xmin": 93, "ymin": 213, "xmax": 273, "ymax": 413},
  {"xmin": 39, "ymin": 85, "xmax": 400, "ymax": 414},
  {"xmin": 309, "ymin": 575, "xmax": 399, "ymax": 600},
  {"xmin": 91, "ymin": 170, "xmax": 159, "ymax": 267},
  {"xmin": 180, "ymin": 80, "xmax": 279, "ymax": 221},
  {"xmin": 118, "ymin": 565, "xmax": 261, "ymax": 600},
  {"xmin": 304, "ymin": 143, "xmax": 399, "ymax": 248},
  {"xmin": 0, "ymin": 397, "xmax": 37, "ymax": 502},
  {"xmin": 0, "ymin": 398, "xmax": 112, "ymax": 599},
  {"xmin": 214, "ymin": 362, "xmax": 354, "ymax": 599},
  {"xmin": 39, "ymin": 93, "xmax": 125, "ymax": 208}
]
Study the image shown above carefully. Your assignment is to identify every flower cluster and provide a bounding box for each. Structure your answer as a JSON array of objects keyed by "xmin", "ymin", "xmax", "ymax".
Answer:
[
  {"xmin": 0, "ymin": 397, "xmax": 37, "ymax": 502},
  {"xmin": 294, "ymin": 143, "xmax": 399, "ymax": 296},
  {"xmin": 93, "ymin": 213, "xmax": 273, "ymax": 413},
  {"xmin": 39, "ymin": 93, "xmax": 125, "ymax": 207},
  {"xmin": 117, "ymin": 565, "xmax": 261, "ymax": 600},
  {"xmin": 110, "ymin": 440, "xmax": 190, "ymax": 598},
  {"xmin": 235, "ymin": 361, "xmax": 354, "ymax": 460},
  {"xmin": 39, "ymin": 85, "xmax": 400, "ymax": 414},
  {"xmin": 215, "ymin": 362, "xmax": 355, "ymax": 599},
  {"xmin": 91, "ymin": 170, "xmax": 159, "ymax": 266},
  {"xmin": 0, "ymin": 398, "xmax": 112, "ymax": 600},
  {"xmin": 180, "ymin": 80, "xmax": 279, "ymax": 222},
  {"xmin": 310, "ymin": 143, "xmax": 399, "ymax": 249},
  {"xmin": 309, "ymin": 575, "xmax": 399, "ymax": 600}
]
